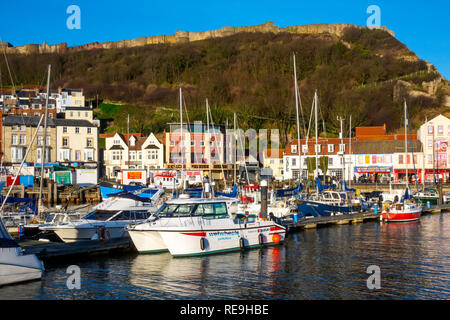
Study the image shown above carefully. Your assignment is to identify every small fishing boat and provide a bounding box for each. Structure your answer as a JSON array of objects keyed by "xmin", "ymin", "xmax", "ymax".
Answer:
[
  {"xmin": 381, "ymin": 188, "xmax": 422, "ymax": 222},
  {"xmin": 127, "ymin": 196, "xmax": 286, "ymax": 256},
  {"xmin": 40, "ymin": 189, "xmax": 164, "ymax": 242},
  {"xmin": 0, "ymin": 218, "xmax": 44, "ymax": 286},
  {"xmin": 413, "ymin": 188, "xmax": 448, "ymax": 206}
]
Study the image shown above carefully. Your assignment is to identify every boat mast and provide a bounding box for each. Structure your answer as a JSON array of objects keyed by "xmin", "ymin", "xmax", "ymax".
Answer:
[
  {"xmin": 180, "ymin": 88, "xmax": 184, "ymax": 189},
  {"xmin": 314, "ymin": 90, "xmax": 318, "ymax": 178},
  {"xmin": 349, "ymin": 114, "xmax": 352, "ymax": 187},
  {"xmin": 293, "ymin": 53, "xmax": 302, "ymax": 184},
  {"xmin": 340, "ymin": 116, "xmax": 345, "ymax": 190},
  {"xmin": 38, "ymin": 64, "xmax": 51, "ymax": 214},
  {"xmin": 206, "ymin": 98, "xmax": 211, "ymax": 184},
  {"xmin": 233, "ymin": 112, "xmax": 237, "ymax": 184}
]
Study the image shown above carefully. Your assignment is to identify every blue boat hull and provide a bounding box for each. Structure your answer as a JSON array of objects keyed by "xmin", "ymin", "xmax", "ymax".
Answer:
[{"xmin": 297, "ymin": 200, "xmax": 360, "ymax": 217}]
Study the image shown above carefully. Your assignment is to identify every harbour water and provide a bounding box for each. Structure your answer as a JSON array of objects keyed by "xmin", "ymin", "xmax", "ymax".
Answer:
[{"xmin": 1, "ymin": 212, "xmax": 449, "ymax": 300}]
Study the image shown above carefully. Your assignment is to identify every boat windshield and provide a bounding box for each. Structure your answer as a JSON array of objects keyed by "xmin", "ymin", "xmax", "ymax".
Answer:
[
  {"xmin": 157, "ymin": 202, "xmax": 229, "ymax": 219},
  {"xmin": 110, "ymin": 210, "xmax": 150, "ymax": 221},
  {"xmin": 331, "ymin": 193, "xmax": 341, "ymax": 200},
  {"xmin": 83, "ymin": 210, "xmax": 120, "ymax": 221},
  {"xmin": 45, "ymin": 214, "xmax": 56, "ymax": 223},
  {"xmin": 158, "ymin": 204, "xmax": 196, "ymax": 217},
  {"xmin": 193, "ymin": 202, "xmax": 228, "ymax": 219}
]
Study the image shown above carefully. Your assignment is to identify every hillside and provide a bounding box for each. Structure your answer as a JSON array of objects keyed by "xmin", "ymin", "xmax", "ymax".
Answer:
[{"xmin": 1, "ymin": 24, "xmax": 448, "ymax": 145}]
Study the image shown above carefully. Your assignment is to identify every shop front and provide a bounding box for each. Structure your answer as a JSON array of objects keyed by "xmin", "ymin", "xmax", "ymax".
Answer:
[
  {"xmin": 354, "ymin": 166, "xmax": 393, "ymax": 184},
  {"xmin": 394, "ymin": 169, "xmax": 422, "ymax": 184}
]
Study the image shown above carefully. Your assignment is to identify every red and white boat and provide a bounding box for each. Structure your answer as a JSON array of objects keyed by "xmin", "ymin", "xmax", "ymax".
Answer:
[{"xmin": 381, "ymin": 201, "xmax": 422, "ymax": 222}]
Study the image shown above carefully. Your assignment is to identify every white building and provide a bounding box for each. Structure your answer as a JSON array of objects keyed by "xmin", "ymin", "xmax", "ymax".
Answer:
[{"xmin": 103, "ymin": 133, "xmax": 164, "ymax": 179}]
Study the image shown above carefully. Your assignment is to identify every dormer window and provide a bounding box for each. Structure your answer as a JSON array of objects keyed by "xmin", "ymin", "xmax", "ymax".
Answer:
[
  {"xmin": 291, "ymin": 145, "xmax": 297, "ymax": 154},
  {"xmin": 129, "ymin": 136, "xmax": 136, "ymax": 147}
]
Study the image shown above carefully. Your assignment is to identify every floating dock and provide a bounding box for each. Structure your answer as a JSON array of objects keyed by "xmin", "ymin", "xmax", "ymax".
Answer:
[
  {"xmin": 20, "ymin": 237, "xmax": 133, "ymax": 260},
  {"xmin": 283, "ymin": 203, "xmax": 449, "ymax": 230}
]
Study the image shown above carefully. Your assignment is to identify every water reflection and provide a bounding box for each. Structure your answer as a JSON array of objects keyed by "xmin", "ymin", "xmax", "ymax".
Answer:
[{"xmin": 1, "ymin": 213, "xmax": 449, "ymax": 300}]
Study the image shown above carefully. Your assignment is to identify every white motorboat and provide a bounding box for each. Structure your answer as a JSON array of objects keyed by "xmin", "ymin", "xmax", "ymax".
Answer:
[
  {"xmin": 0, "ymin": 218, "xmax": 44, "ymax": 286},
  {"xmin": 40, "ymin": 189, "xmax": 164, "ymax": 243},
  {"xmin": 127, "ymin": 196, "xmax": 286, "ymax": 257}
]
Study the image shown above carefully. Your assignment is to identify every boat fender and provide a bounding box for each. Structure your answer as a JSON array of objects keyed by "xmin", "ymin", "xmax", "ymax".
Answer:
[
  {"xmin": 258, "ymin": 233, "xmax": 264, "ymax": 245},
  {"xmin": 239, "ymin": 237, "xmax": 245, "ymax": 249},
  {"xmin": 272, "ymin": 233, "xmax": 281, "ymax": 243},
  {"xmin": 200, "ymin": 237, "xmax": 206, "ymax": 251}
]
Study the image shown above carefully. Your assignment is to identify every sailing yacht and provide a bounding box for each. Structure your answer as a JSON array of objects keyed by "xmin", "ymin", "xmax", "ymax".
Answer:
[
  {"xmin": 381, "ymin": 101, "xmax": 422, "ymax": 222},
  {"xmin": 0, "ymin": 218, "xmax": 44, "ymax": 286}
]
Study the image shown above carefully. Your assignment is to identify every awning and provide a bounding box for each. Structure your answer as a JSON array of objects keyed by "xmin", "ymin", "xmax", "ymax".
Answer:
[{"xmin": 355, "ymin": 166, "xmax": 392, "ymax": 173}]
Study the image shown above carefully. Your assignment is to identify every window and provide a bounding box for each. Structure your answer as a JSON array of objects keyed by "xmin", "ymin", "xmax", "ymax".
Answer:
[
  {"xmin": 60, "ymin": 149, "xmax": 70, "ymax": 161},
  {"xmin": 87, "ymin": 138, "xmax": 93, "ymax": 147},
  {"xmin": 75, "ymin": 127, "xmax": 80, "ymax": 134},
  {"xmin": 315, "ymin": 144, "xmax": 321, "ymax": 153},
  {"xmin": 11, "ymin": 134, "xmax": 18, "ymax": 145},
  {"xmin": 193, "ymin": 202, "xmax": 228, "ymax": 219},
  {"xmin": 37, "ymin": 136, "xmax": 43, "ymax": 146},
  {"xmin": 339, "ymin": 144, "xmax": 346, "ymax": 153},
  {"xmin": 428, "ymin": 155, "xmax": 432, "ymax": 164},
  {"xmin": 399, "ymin": 155, "xmax": 404, "ymax": 164},
  {"xmin": 327, "ymin": 144, "xmax": 334, "ymax": 153},
  {"xmin": 87, "ymin": 128, "xmax": 92, "ymax": 134},
  {"xmin": 428, "ymin": 126, "xmax": 434, "ymax": 134},
  {"xmin": 84, "ymin": 149, "xmax": 94, "ymax": 161},
  {"xmin": 62, "ymin": 138, "xmax": 68, "ymax": 146},
  {"xmin": 292, "ymin": 158, "xmax": 296, "ymax": 167},
  {"xmin": 63, "ymin": 127, "xmax": 67, "ymax": 133},
  {"xmin": 75, "ymin": 151, "xmax": 80, "ymax": 161},
  {"xmin": 438, "ymin": 125, "xmax": 443, "ymax": 135},
  {"xmin": 113, "ymin": 139, "xmax": 120, "ymax": 145},
  {"xmin": 19, "ymin": 135, "xmax": 26, "ymax": 145},
  {"xmin": 302, "ymin": 145, "xmax": 308, "ymax": 153},
  {"xmin": 20, "ymin": 125, "xmax": 25, "ymax": 131},
  {"xmin": 291, "ymin": 145, "xmax": 297, "ymax": 154},
  {"xmin": 428, "ymin": 140, "xmax": 433, "ymax": 148}
]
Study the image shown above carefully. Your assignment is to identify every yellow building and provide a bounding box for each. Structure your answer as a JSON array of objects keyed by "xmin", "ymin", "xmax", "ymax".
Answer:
[{"xmin": 1, "ymin": 115, "xmax": 57, "ymax": 164}]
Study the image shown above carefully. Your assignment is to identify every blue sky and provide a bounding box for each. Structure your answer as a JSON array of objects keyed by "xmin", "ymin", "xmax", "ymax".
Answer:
[{"xmin": 0, "ymin": 0, "xmax": 449, "ymax": 79}]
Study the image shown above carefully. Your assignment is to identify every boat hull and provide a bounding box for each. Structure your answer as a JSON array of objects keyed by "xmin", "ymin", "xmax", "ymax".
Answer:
[
  {"xmin": 48, "ymin": 226, "xmax": 129, "ymax": 243},
  {"xmin": 381, "ymin": 210, "xmax": 421, "ymax": 222},
  {"xmin": 298, "ymin": 200, "xmax": 360, "ymax": 217},
  {"xmin": 128, "ymin": 230, "xmax": 168, "ymax": 253},
  {"xmin": 159, "ymin": 223, "xmax": 285, "ymax": 257}
]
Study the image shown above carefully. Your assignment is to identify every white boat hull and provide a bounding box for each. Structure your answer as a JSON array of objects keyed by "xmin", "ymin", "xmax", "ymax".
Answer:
[
  {"xmin": 159, "ymin": 222, "xmax": 285, "ymax": 257},
  {"xmin": 0, "ymin": 248, "xmax": 44, "ymax": 286},
  {"xmin": 50, "ymin": 226, "xmax": 129, "ymax": 243},
  {"xmin": 128, "ymin": 230, "xmax": 168, "ymax": 253}
]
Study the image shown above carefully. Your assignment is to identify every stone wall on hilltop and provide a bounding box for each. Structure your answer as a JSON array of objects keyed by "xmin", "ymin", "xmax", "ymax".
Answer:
[{"xmin": 2, "ymin": 21, "xmax": 395, "ymax": 55}]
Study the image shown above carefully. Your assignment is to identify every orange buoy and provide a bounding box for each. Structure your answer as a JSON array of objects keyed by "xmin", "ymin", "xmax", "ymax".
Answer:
[{"xmin": 272, "ymin": 233, "xmax": 281, "ymax": 243}]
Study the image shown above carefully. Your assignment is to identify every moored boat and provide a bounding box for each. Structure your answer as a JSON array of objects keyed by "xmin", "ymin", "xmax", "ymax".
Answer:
[
  {"xmin": 127, "ymin": 196, "xmax": 286, "ymax": 257},
  {"xmin": 0, "ymin": 218, "xmax": 44, "ymax": 286}
]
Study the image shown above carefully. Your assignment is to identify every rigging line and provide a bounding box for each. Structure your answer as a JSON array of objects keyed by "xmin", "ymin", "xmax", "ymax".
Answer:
[
  {"xmin": 296, "ymin": 82, "xmax": 307, "ymax": 137},
  {"xmin": 182, "ymin": 92, "xmax": 191, "ymax": 132},
  {"xmin": 0, "ymin": 36, "xmax": 16, "ymax": 91},
  {"xmin": 235, "ymin": 115, "xmax": 250, "ymax": 186},
  {"xmin": 208, "ymin": 105, "xmax": 226, "ymax": 187}
]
